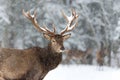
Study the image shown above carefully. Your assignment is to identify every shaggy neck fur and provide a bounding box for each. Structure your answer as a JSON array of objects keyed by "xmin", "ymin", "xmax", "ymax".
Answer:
[{"xmin": 33, "ymin": 43, "xmax": 62, "ymax": 71}]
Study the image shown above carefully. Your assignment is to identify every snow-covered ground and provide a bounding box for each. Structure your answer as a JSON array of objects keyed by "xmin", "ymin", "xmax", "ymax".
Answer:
[{"xmin": 44, "ymin": 65, "xmax": 120, "ymax": 80}]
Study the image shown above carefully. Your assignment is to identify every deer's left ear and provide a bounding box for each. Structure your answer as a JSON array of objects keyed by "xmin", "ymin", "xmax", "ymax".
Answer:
[
  {"xmin": 43, "ymin": 33, "xmax": 51, "ymax": 40},
  {"xmin": 63, "ymin": 33, "xmax": 71, "ymax": 41}
]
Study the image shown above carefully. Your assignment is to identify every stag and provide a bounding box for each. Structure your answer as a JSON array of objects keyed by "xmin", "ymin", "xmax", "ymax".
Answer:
[{"xmin": 0, "ymin": 9, "xmax": 78, "ymax": 80}]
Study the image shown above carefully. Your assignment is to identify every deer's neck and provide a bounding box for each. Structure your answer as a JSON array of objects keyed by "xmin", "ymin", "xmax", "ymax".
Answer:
[{"xmin": 38, "ymin": 44, "xmax": 62, "ymax": 71}]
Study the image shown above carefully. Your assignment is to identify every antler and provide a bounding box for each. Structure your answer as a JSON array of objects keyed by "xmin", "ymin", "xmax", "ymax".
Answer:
[
  {"xmin": 22, "ymin": 9, "xmax": 55, "ymax": 36},
  {"xmin": 60, "ymin": 9, "xmax": 79, "ymax": 35}
]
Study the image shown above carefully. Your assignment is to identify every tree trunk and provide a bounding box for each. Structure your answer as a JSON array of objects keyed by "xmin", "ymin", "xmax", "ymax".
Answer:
[
  {"xmin": 1, "ymin": 25, "xmax": 10, "ymax": 48},
  {"xmin": 108, "ymin": 40, "xmax": 112, "ymax": 66}
]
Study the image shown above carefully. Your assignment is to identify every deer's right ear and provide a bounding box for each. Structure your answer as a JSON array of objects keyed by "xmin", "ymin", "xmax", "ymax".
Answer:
[
  {"xmin": 63, "ymin": 33, "xmax": 71, "ymax": 41},
  {"xmin": 43, "ymin": 33, "xmax": 51, "ymax": 40}
]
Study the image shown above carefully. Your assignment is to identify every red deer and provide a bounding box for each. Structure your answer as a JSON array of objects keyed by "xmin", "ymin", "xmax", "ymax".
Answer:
[
  {"xmin": 0, "ymin": 9, "xmax": 78, "ymax": 80},
  {"xmin": 96, "ymin": 41, "xmax": 106, "ymax": 69},
  {"xmin": 63, "ymin": 48, "xmax": 92, "ymax": 64}
]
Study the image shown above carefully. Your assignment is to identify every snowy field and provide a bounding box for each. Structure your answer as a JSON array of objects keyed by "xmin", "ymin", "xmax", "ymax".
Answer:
[{"xmin": 44, "ymin": 65, "xmax": 120, "ymax": 80}]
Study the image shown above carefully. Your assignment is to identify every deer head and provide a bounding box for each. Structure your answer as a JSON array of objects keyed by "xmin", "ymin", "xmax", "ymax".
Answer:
[{"xmin": 22, "ymin": 9, "xmax": 78, "ymax": 53}]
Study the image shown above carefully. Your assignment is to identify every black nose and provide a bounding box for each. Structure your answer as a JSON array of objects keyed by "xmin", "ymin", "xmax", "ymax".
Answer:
[{"xmin": 61, "ymin": 46, "xmax": 65, "ymax": 50}]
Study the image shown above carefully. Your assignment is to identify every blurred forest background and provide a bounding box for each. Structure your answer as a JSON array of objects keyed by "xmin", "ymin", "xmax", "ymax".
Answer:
[{"xmin": 0, "ymin": 0, "xmax": 120, "ymax": 67}]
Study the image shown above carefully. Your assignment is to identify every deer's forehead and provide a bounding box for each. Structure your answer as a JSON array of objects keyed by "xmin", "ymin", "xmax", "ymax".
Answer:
[{"xmin": 51, "ymin": 34, "xmax": 63, "ymax": 40}]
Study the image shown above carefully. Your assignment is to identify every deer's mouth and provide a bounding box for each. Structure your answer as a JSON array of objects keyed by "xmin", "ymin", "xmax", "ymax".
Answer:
[{"xmin": 59, "ymin": 50, "xmax": 64, "ymax": 53}]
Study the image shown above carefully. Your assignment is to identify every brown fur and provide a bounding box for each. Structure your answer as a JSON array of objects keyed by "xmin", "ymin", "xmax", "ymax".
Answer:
[
  {"xmin": 0, "ymin": 34, "xmax": 72, "ymax": 80},
  {"xmin": 96, "ymin": 50, "xmax": 104, "ymax": 66},
  {"xmin": 96, "ymin": 42, "xmax": 105, "ymax": 67},
  {"xmin": 64, "ymin": 48, "xmax": 92, "ymax": 64}
]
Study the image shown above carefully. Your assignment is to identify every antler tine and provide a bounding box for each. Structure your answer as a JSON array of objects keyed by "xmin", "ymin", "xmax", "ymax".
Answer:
[
  {"xmin": 61, "ymin": 10, "xmax": 69, "ymax": 22},
  {"xmin": 60, "ymin": 9, "xmax": 79, "ymax": 35},
  {"xmin": 52, "ymin": 23, "xmax": 56, "ymax": 33},
  {"xmin": 43, "ymin": 24, "xmax": 55, "ymax": 35},
  {"xmin": 22, "ymin": 9, "xmax": 55, "ymax": 35}
]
